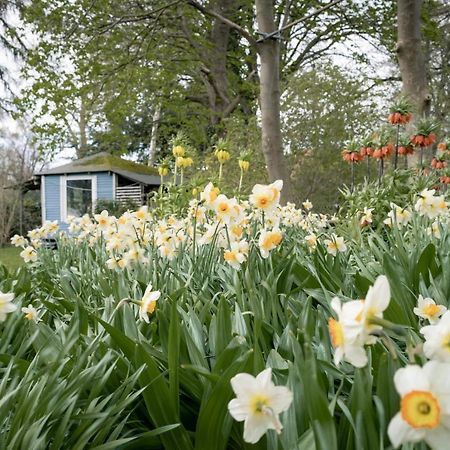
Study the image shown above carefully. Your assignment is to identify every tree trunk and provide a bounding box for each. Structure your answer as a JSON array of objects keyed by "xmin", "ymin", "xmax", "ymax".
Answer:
[
  {"xmin": 207, "ymin": 0, "xmax": 233, "ymax": 126},
  {"xmin": 148, "ymin": 104, "xmax": 161, "ymax": 166},
  {"xmin": 396, "ymin": 0, "xmax": 431, "ymax": 116},
  {"xmin": 255, "ymin": 0, "xmax": 293, "ymax": 204},
  {"xmin": 78, "ymin": 95, "xmax": 89, "ymax": 158}
]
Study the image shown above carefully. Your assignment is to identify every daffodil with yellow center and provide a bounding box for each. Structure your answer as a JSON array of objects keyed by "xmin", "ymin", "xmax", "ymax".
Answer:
[
  {"xmin": 20, "ymin": 246, "xmax": 38, "ymax": 263},
  {"xmin": 414, "ymin": 295, "xmax": 447, "ymax": 324},
  {"xmin": 421, "ymin": 310, "xmax": 450, "ymax": 362},
  {"xmin": 258, "ymin": 228, "xmax": 282, "ymax": 258},
  {"xmin": 228, "ymin": 368, "xmax": 293, "ymax": 444},
  {"xmin": 134, "ymin": 207, "xmax": 149, "ymax": 221},
  {"xmin": 22, "ymin": 304, "xmax": 40, "ymax": 323},
  {"xmin": 0, "ymin": 291, "xmax": 17, "ymax": 322},
  {"xmin": 355, "ymin": 275, "xmax": 390, "ymax": 335},
  {"xmin": 324, "ymin": 234, "xmax": 347, "ymax": 256},
  {"xmin": 388, "ymin": 362, "xmax": 450, "ymax": 449},
  {"xmin": 138, "ymin": 283, "xmax": 161, "ymax": 323}
]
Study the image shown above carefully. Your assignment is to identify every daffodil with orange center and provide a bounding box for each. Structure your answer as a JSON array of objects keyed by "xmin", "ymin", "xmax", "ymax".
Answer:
[
  {"xmin": 214, "ymin": 195, "xmax": 239, "ymax": 224},
  {"xmin": 414, "ymin": 295, "xmax": 447, "ymax": 324},
  {"xmin": 223, "ymin": 240, "xmax": 249, "ymax": 269},
  {"xmin": 200, "ymin": 182, "xmax": 220, "ymax": 207},
  {"xmin": 388, "ymin": 362, "xmax": 450, "ymax": 449},
  {"xmin": 249, "ymin": 180, "xmax": 283, "ymax": 212},
  {"xmin": 138, "ymin": 284, "xmax": 161, "ymax": 323},
  {"xmin": 258, "ymin": 228, "xmax": 283, "ymax": 258},
  {"xmin": 328, "ymin": 297, "xmax": 368, "ymax": 367},
  {"xmin": 94, "ymin": 210, "xmax": 112, "ymax": 229}
]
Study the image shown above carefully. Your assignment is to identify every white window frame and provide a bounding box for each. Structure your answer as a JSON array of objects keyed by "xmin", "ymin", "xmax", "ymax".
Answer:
[
  {"xmin": 41, "ymin": 175, "xmax": 46, "ymax": 225},
  {"xmin": 60, "ymin": 175, "xmax": 97, "ymax": 222}
]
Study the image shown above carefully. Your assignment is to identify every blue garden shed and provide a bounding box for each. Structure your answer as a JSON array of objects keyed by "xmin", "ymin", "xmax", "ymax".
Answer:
[{"xmin": 34, "ymin": 152, "xmax": 161, "ymax": 227}]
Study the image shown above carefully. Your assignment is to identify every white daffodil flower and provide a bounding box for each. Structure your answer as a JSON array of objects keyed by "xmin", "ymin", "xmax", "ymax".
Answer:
[
  {"xmin": 324, "ymin": 234, "xmax": 346, "ymax": 256},
  {"xmin": 21, "ymin": 304, "xmax": 41, "ymax": 323},
  {"xmin": 414, "ymin": 295, "xmax": 447, "ymax": 324},
  {"xmin": 329, "ymin": 297, "xmax": 367, "ymax": 367},
  {"xmin": 356, "ymin": 274, "xmax": 391, "ymax": 334},
  {"xmin": 421, "ymin": 310, "xmax": 450, "ymax": 362},
  {"xmin": 223, "ymin": 240, "xmax": 249, "ymax": 269},
  {"xmin": 258, "ymin": 228, "xmax": 283, "ymax": 259},
  {"xmin": 388, "ymin": 361, "xmax": 450, "ymax": 449},
  {"xmin": 139, "ymin": 284, "xmax": 161, "ymax": 323},
  {"xmin": 0, "ymin": 291, "xmax": 17, "ymax": 322},
  {"xmin": 228, "ymin": 368, "xmax": 293, "ymax": 444},
  {"xmin": 249, "ymin": 180, "xmax": 283, "ymax": 212},
  {"xmin": 20, "ymin": 246, "xmax": 38, "ymax": 263}
]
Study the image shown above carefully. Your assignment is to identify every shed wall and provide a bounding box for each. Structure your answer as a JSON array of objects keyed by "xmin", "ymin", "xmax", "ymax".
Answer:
[{"xmin": 42, "ymin": 172, "xmax": 114, "ymax": 229}]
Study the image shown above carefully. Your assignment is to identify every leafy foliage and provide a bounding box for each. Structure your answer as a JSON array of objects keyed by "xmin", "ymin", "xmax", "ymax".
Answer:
[{"xmin": 2, "ymin": 171, "xmax": 450, "ymax": 448}]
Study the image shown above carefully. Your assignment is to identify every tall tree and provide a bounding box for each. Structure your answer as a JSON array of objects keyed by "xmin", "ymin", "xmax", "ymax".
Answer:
[
  {"xmin": 18, "ymin": 0, "xmax": 396, "ymax": 202},
  {"xmin": 396, "ymin": 0, "xmax": 431, "ymax": 116},
  {"xmin": 255, "ymin": 0, "xmax": 293, "ymax": 201}
]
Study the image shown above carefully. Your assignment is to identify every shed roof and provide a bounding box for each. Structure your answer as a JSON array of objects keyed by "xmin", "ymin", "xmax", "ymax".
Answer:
[{"xmin": 35, "ymin": 152, "xmax": 161, "ymax": 185}]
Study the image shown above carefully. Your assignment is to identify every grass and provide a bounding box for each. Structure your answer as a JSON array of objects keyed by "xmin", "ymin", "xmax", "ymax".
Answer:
[{"xmin": 0, "ymin": 246, "xmax": 23, "ymax": 272}]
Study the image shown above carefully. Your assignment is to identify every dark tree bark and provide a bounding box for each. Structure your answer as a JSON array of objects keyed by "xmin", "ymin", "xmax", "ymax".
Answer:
[
  {"xmin": 396, "ymin": 0, "xmax": 431, "ymax": 116},
  {"xmin": 255, "ymin": 0, "xmax": 293, "ymax": 203}
]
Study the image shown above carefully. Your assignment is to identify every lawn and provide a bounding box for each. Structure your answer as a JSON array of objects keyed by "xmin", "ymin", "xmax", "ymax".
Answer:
[{"xmin": 0, "ymin": 246, "xmax": 23, "ymax": 272}]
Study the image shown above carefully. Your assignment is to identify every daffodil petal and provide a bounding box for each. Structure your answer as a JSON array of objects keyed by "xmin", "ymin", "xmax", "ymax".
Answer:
[
  {"xmin": 394, "ymin": 365, "xmax": 430, "ymax": 396},
  {"xmin": 388, "ymin": 413, "xmax": 425, "ymax": 448}
]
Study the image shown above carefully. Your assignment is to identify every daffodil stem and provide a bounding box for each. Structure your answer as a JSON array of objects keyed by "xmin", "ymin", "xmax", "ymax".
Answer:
[{"xmin": 369, "ymin": 316, "xmax": 407, "ymax": 336}]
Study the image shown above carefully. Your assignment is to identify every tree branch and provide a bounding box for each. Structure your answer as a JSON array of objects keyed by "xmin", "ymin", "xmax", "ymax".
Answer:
[
  {"xmin": 257, "ymin": 0, "xmax": 346, "ymax": 42},
  {"xmin": 185, "ymin": 0, "xmax": 258, "ymax": 47}
]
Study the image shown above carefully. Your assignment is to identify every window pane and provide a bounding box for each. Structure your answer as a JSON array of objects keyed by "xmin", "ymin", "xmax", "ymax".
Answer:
[{"xmin": 67, "ymin": 179, "xmax": 92, "ymax": 217}]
